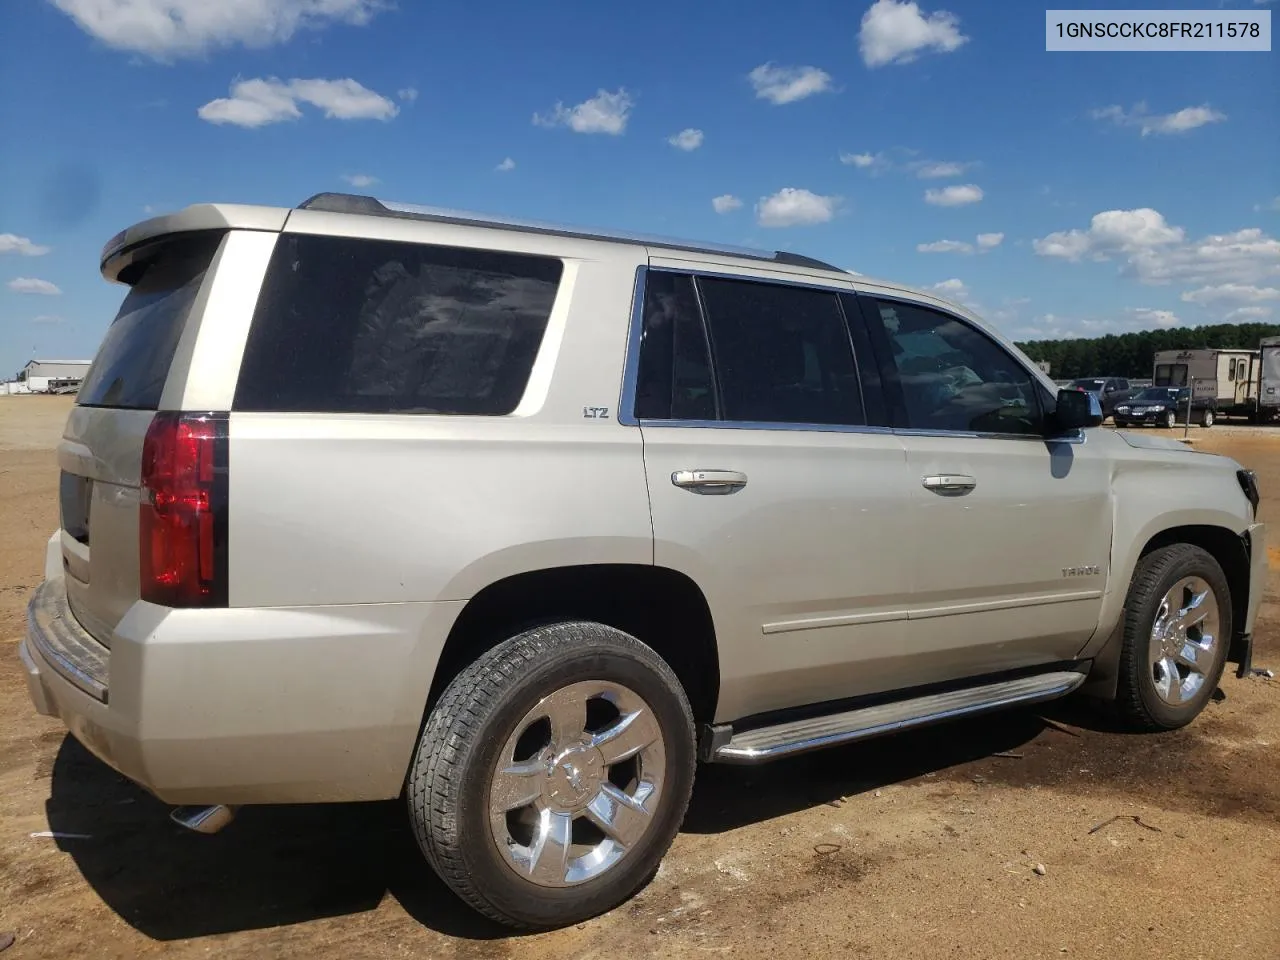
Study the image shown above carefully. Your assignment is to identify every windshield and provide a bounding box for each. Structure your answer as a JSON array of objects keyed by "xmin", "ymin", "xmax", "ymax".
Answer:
[
  {"xmin": 1131, "ymin": 388, "xmax": 1184, "ymax": 403},
  {"xmin": 1071, "ymin": 378, "xmax": 1106, "ymax": 390}
]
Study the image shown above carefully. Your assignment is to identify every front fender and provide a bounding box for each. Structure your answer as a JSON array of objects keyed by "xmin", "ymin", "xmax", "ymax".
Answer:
[{"xmin": 1078, "ymin": 450, "xmax": 1252, "ymax": 659}]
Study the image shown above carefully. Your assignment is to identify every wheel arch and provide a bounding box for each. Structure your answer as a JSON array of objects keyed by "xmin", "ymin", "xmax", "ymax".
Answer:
[
  {"xmin": 424, "ymin": 563, "xmax": 721, "ymax": 729},
  {"xmin": 1082, "ymin": 522, "xmax": 1251, "ymax": 700},
  {"xmin": 1138, "ymin": 525, "xmax": 1250, "ymax": 660}
]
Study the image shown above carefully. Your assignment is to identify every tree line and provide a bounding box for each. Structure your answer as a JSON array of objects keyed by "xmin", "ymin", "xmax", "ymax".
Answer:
[{"xmin": 1016, "ymin": 323, "xmax": 1280, "ymax": 380}]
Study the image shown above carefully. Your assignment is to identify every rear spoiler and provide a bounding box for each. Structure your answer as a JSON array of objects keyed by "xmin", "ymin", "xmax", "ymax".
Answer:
[{"xmin": 100, "ymin": 203, "xmax": 289, "ymax": 284}]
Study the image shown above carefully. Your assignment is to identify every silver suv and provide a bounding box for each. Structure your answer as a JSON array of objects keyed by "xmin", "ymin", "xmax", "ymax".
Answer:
[{"xmin": 22, "ymin": 193, "xmax": 1266, "ymax": 929}]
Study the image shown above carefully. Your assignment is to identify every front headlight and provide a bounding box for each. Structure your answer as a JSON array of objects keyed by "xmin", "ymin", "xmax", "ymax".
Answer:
[{"xmin": 1115, "ymin": 405, "xmax": 1130, "ymax": 413}]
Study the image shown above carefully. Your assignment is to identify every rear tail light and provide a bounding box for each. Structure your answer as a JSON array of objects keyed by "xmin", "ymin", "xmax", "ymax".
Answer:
[{"xmin": 139, "ymin": 412, "xmax": 229, "ymax": 607}]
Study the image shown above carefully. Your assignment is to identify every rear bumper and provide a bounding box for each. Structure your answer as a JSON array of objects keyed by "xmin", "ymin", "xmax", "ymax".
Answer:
[{"xmin": 22, "ymin": 576, "xmax": 466, "ymax": 805}]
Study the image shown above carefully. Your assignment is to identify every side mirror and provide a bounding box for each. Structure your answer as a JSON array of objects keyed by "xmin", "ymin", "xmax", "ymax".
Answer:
[{"xmin": 1054, "ymin": 388, "xmax": 1103, "ymax": 432}]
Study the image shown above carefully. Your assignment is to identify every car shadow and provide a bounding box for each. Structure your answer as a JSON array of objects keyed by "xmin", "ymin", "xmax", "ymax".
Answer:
[
  {"xmin": 683, "ymin": 708, "xmax": 1049, "ymax": 833},
  {"xmin": 44, "ymin": 704, "xmax": 1088, "ymax": 942},
  {"xmin": 43, "ymin": 736, "xmax": 507, "ymax": 941}
]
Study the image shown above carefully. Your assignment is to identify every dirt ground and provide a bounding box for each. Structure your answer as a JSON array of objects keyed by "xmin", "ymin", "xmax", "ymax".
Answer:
[{"xmin": 1, "ymin": 395, "xmax": 1277, "ymax": 959}]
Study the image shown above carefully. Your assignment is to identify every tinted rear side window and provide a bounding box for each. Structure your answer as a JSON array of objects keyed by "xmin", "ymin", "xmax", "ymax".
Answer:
[
  {"xmin": 698, "ymin": 278, "xmax": 864, "ymax": 426},
  {"xmin": 77, "ymin": 233, "xmax": 222, "ymax": 410},
  {"xmin": 633, "ymin": 272, "xmax": 716, "ymax": 420},
  {"xmin": 235, "ymin": 235, "xmax": 563, "ymax": 415}
]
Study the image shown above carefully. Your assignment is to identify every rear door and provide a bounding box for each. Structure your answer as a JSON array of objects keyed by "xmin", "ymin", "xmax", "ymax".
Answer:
[
  {"xmin": 633, "ymin": 267, "xmax": 917, "ymax": 723},
  {"xmin": 58, "ymin": 232, "xmax": 225, "ymax": 645},
  {"xmin": 851, "ymin": 294, "xmax": 1113, "ymax": 675}
]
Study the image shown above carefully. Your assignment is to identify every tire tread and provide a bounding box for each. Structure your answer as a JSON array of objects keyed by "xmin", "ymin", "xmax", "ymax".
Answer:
[
  {"xmin": 405, "ymin": 621, "xmax": 694, "ymax": 929},
  {"xmin": 1115, "ymin": 543, "xmax": 1230, "ymax": 732}
]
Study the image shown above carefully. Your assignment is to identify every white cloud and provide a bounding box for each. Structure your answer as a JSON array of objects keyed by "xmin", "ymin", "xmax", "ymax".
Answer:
[
  {"xmin": 533, "ymin": 88, "xmax": 632, "ymax": 134},
  {"xmin": 1225, "ymin": 306, "xmax": 1274, "ymax": 321},
  {"xmin": 1180, "ymin": 283, "xmax": 1280, "ymax": 305},
  {"xmin": 397, "ymin": 87, "xmax": 418, "ymax": 103},
  {"xmin": 840, "ymin": 150, "xmax": 891, "ymax": 173},
  {"xmin": 917, "ymin": 239, "xmax": 973, "ymax": 254},
  {"xmin": 0, "ymin": 234, "xmax": 50, "ymax": 256},
  {"xmin": 1034, "ymin": 209, "xmax": 1280, "ymax": 288},
  {"xmin": 1091, "ymin": 102, "xmax": 1227, "ymax": 136},
  {"xmin": 924, "ymin": 184, "xmax": 983, "ymax": 206},
  {"xmin": 756, "ymin": 188, "xmax": 839, "ymax": 227},
  {"xmin": 198, "ymin": 77, "xmax": 398, "ymax": 127},
  {"xmin": 932, "ymin": 278, "xmax": 970, "ymax": 299},
  {"xmin": 1127, "ymin": 307, "xmax": 1181, "ymax": 329},
  {"xmin": 712, "ymin": 194, "xmax": 743, "ymax": 214},
  {"xmin": 748, "ymin": 63, "xmax": 834, "ymax": 104},
  {"xmin": 1033, "ymin": 208, "xmax": 1184, "ymax": 261},
  {"xmin": 918, "ymin": 231, "xmax": 1002, "ymax": 254},
  {"xmin": 912, "ymin": 160, "xmax": 968, "ymax": 179},
  {"xmin": 859, "ymin": 0, "xmax": 969, "ymax": 68},
  {"xmin": 496, "ymin": 157, "xmax": 516, "ymax": 172},
  {"xmin": 8, "ymin": 277, "xmax": 62, "ymax": 295},
  {"xmin": 51, "ymin": 0, "xmax": 385, "ymax": 60},
  {"xmin": 668, "ymin": 128, "xmax": 704, "ymax": 151},
  {"xmin": 289, "ymin": 78, "xmax": 399, "ymax": 120},
  {"xmin": 31, "ymin": 315, "xmax": 64, "ymax": 325},
  {"xmin": 342, "ymin": 173, "xmax": 378, "ymax": 188}
]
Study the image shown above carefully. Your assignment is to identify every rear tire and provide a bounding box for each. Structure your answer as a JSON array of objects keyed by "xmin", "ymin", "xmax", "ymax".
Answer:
[
  {"xmin": 406, "ymin": 621, "xmax": 696, "ymax": 930},
  {"xmin": 1115, "ymin": 545, "xmax": 1231, "ymax": 732},
  {"xmin": 1201, "ymin": 408, "xmax": 1215, "ymax": 428}
]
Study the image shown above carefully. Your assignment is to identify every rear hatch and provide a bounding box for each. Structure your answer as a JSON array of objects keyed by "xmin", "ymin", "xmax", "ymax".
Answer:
[{"xmin": 59, "ymin": 233, "xmax": 224, "ymax": 646}]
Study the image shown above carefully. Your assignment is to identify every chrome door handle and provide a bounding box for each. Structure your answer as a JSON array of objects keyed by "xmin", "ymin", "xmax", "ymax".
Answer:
[
  {"xmin": 922, "ymin": 474, "xmax": 977, "ymax": 493},
  {"xmin": 672, "ymin": 469, "xmax": 748, "ymax": 494}
]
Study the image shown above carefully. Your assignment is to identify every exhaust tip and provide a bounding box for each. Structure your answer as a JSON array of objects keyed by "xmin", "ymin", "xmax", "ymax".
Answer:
[{"xmin": 170, "ymin": 804, "xmax": 237, "ymax": 835}]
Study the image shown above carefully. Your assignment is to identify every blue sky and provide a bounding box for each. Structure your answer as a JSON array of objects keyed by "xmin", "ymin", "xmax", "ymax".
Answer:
[{"xmin": 1, "ymin": 0, "xmax": 1277, "ymax": 376}]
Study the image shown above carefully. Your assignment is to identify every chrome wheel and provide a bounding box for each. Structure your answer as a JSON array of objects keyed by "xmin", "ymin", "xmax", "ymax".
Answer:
[
  {"xmin": 1202, "ymin": 409, "xmax": 1214, "ymax": 427},
  {"xmin": 1149, "ymin": 577, "xmax": 1220, "ymax": 705},
  {"xmin": 1164, "ymin": 410, "xmax": 1177, "ymax": 429},
  {"xmin": 487, "ymin": 680, "xmax": 666, "ymax": 888}
]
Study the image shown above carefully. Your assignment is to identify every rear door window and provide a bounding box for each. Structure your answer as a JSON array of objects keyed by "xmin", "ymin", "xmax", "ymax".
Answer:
[
  {"xmin": 696, "ymin": 277, "xmax": 865, "ymax": 426},
  {"xmin": 633, "ymin": 271, "xmax": 717, "ymax": 420},
  {"xmin": 77, "ymin": 233, "xmax": 223, "ymax": 410},
  {"xmin": 234, "ymin": 234, "xmax": 563, "ymax": 415}
]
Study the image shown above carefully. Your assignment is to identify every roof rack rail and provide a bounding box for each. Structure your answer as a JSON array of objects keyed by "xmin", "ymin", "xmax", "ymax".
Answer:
[{"xmin": 295, "ymin": 193, "xmax": 847, "ymax": 274}]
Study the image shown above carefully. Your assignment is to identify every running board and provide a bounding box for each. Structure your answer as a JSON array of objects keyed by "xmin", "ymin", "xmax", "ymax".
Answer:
[{"xmin": 711, "ymin": 670, "xmax": 1087, "ymax": 764}]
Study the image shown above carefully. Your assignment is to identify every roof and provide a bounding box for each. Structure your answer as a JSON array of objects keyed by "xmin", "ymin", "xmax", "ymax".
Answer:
[
  {"xmin": 22, "ymin": 360, "xmax": 92, "ymax": 372},
  {"xmin": 294, "ymin": 193, "xmax": 847, "ymax": 272},
  {"xmin": 98, "ymin": 194, "xmax": 988, "ymax": 333}
]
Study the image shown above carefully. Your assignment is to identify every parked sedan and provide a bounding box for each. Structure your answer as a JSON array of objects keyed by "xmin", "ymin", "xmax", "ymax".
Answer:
[
  {"xmin": 1069, "ymin": 377, "xmax": 1133, "ymax": 418},
  {"xmin": 1113, "ymin": 387, "xmax": 1215, "ymax": 429}
]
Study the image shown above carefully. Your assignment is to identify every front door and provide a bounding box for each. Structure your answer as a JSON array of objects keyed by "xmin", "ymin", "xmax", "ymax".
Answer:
[
  {"xmin": 630, "ymin": 267, "xmax": 917, "ymax": 722},
  {"xmin": 854, "ymin": 294, "xmax": 1113, "ymax": 677}
]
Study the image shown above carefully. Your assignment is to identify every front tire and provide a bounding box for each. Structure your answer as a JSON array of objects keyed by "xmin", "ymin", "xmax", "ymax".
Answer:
[
  {"xmin": 1163, "ymin": 410, "xmax": 1177, "ymax": 430},
  {"xmin": 1115, "ymin": 545, "xmax": 1232, "ymax": 732},
  {"xmin": 406, "ymin": 622, "xmax": 696, "ymax": 929}
]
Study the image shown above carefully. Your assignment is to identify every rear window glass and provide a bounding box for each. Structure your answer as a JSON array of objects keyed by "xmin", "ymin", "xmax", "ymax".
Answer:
[
  {"xmin": 234, "ymin": 234, "xmax": 563, "ymax": 415},
  {"xmin": 77, "ymin": 233, "xmax": 222, "ymax": 410}
]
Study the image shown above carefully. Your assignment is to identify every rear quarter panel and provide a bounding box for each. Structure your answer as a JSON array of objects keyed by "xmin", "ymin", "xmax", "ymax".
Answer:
[{"xmin": 226, "ymin": 245, "xmax": 653, "ymax": 608}]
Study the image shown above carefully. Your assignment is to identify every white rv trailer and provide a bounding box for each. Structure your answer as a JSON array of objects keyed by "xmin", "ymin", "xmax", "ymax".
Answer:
[
  {"xmin": 1152, "ymin": 348, "xmax": 1259, "ymax": 418},
  {"xmin": 1258, "ymin": 337, "xmax": 1280, "ymax": 421}
]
